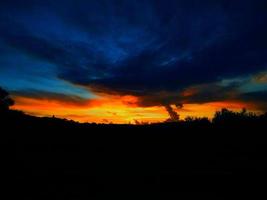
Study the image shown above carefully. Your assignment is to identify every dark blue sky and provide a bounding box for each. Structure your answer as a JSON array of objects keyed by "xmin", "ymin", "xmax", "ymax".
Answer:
[{"xmin": 1, "ymin": 0, "xmax": 267, "ymax": 111}]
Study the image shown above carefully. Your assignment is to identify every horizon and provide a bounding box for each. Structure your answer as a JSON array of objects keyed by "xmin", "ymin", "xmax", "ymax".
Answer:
[
  {"xmin": 1, "ymin": 1, "xmax": 267, "ymax": 123},
  {"xmin": 8, "ymin": 99, "xmax": 264, "ymax": 124}
]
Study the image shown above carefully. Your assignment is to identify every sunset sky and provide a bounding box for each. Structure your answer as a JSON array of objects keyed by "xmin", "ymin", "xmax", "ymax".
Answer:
[{"xmin": 1, "ymin": 0, "xmax": 267, "ymax": 123}]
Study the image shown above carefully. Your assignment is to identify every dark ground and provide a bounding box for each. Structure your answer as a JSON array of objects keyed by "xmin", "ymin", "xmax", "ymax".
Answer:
[{"xmin": 2, "ymin": 110, "xmax": 267, "ymax": 199}]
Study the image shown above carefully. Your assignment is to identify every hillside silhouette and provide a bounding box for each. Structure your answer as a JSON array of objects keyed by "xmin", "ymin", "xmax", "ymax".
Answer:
[{"xmin": 1, "ymin": 87, "xmax": 267, "ymax": 199}]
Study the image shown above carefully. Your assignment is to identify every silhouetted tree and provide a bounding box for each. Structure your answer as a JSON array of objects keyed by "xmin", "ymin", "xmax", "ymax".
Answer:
[
  {"xmin": 0, "ymin": 87, "xmax": 14, "ymax": 112},
  {"xmin": 212, "ymin": 108, "xmax": 257, "ymax": 125},
  {"xmin": 184, "ymin": 116, "xmax": 210, "ymax": 126}
]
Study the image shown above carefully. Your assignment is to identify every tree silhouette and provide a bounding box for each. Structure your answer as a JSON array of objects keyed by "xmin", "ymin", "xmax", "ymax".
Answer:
[
  {"xmin": 0, "ymin": 87, "xmax": 14, "ymax": 111},
  {"xmin": 212, "ymin": 108, "xmax": 257, "ymax": 125}
]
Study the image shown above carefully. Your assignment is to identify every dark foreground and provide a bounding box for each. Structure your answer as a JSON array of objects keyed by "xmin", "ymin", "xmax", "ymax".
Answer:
[{"xmin": 2, "ymin": 110, "xmax": 267, "ymax": 199}]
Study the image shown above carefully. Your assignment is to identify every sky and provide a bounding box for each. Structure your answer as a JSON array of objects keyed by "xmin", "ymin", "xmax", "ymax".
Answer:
[{"xmin": 1, "ymin": 0, "xmax": 267, "ymax": 123}]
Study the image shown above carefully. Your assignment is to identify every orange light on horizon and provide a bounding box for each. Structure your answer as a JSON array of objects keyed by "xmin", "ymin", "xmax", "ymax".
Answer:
[
  {"xmin": 12, "ymin": 95, "xmax": 168, "ymax": 124},
  {"xmin": 11, "ymin": 95, "xmax": 261, "ymax": 124}
]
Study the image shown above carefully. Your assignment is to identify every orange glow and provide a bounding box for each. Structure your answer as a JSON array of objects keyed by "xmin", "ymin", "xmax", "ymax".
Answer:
[
  {"xmin": 12, "ymin": 95, "xmax": 167, "ymax": 124},
  {"xmin": 181, "ymin": 88, "xmax": 198, "ymax": 97},
  {"xmin": 12, "ymin": 95, "xmax": 260, "ymax": 124},
  {"xmin": 177, "ymin": 101, "xmax": 260, "ymax": 120}
]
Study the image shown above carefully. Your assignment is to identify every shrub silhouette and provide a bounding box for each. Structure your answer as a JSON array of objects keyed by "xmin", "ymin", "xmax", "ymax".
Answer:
[
  {"xmin": 184, "ymin": 116, "xmax": 210, "ymax": 126},
  {"xmin": 212, "ymin": 108, "xmax": 258, "ymax": 125},
  {"xmin": 0, "ymin": 87, "xmax": 14, "ymax": 112}
]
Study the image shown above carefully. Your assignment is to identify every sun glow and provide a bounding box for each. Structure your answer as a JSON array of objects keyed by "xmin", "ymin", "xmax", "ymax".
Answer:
[{"xmin": 11, "ymin": 93, "xmax": 259, "ymax": 124}]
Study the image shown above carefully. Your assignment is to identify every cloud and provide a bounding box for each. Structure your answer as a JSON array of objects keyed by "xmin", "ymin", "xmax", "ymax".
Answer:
[
  {"xmin": 240, "ymin": 91, "xmax": 267, "ymax": 110},
  {"xmin": 165, "ymin": 104, "xmax": 179, "ymax": 122},
  {"xmin": 1, "ymin": 0, "xmax": 267, "ymax": 109},
  {"xmin": 134, "ymin": 83, "xmax": 239, "ymax": 107},
  {"xmin": 12, "ymin": 90, "xmax": 89, "ymax": 106}
]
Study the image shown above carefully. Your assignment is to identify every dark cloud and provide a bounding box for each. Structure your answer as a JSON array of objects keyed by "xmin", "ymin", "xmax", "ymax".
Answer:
[
  {"xmin": 1, "ymin": 0, "xmax": 267, "ymax": 107},
  {"xmin": 137, "ymin": 83, "xmax": 240, "ymax": 107},
  {"xmin": 12, "ymin": 90, "xmax": 89, "ymax": 106},
  {"xmin": 165, "ymin": 105, "xmax": 179, "ymax": 122},
  {"xmin": 240, "ymin": 91, "xmax": 267, "ymax": 110}
]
